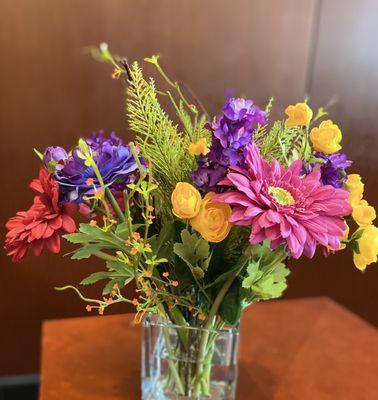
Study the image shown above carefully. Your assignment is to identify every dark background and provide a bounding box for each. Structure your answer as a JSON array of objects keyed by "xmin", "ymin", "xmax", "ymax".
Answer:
[{"xmin": 0, "ymin": 0, "xmax": 377, "ymax": 378}]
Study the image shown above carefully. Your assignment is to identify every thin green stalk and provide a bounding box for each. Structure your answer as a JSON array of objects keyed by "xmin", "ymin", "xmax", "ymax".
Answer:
[
  {"xmin": 122, "ymin": 191, "xmax": 133, "ymax": 236},
  {"xmin": 168, "ymin": 306, "xmax": 189, "ymax": 350},
  {"xmin": 145, "ymin": 56, "xmax": 197, "ymax": 114},
  {"xmin": 89, "ymin": 160, "xmax": 111, "ymax": 219},
  {"xmin": 93, "ymin": 251, "xmax": 118, "ymax": 261},
  {"xmin": 193, "ymin": 264, "xmax": 244, "ymax": 396},
  {"xmin": 55, "ymin": 285, "xmax": 133, "ymax": 306},
  {"xmin": 158, "ymin": 304, "xmax": 185, "ymax": 395},
  {"xmin": 105, "ymin": 187, "xmax": 125, "ymax": 222}
]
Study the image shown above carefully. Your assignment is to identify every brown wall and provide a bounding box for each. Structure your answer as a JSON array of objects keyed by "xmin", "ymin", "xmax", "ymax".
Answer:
[{"xmin": 0, "ymin": 0, "xmax": 377, "ymax": 376}]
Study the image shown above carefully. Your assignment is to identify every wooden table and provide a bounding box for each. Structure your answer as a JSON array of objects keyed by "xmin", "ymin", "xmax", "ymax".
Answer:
[{"xmin": 40, "ymin": 297, "xmax": 378, "ymax": 399}]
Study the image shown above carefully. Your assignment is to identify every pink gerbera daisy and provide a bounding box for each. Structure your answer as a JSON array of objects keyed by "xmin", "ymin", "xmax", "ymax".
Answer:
[{"xmin": 214, "ymin": 143, "xmax": 352, "ymax": 259}]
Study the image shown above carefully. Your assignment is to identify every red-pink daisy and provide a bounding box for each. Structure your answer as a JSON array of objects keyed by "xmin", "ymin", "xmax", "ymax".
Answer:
[
  {"xmin": 5, "ymin": 168, "xmax": 76, "ymax": 262},
  {"xmin": 214, "ymin": 143, "xmax": 352, "ymax": 259}
]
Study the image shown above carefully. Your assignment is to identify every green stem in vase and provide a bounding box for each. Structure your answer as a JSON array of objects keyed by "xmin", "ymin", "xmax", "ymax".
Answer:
[
  {"xmin": 193, "ymin": 264, "xmax": 244, "ymax": 396},
  {"xmin": 157, "ymin": 304, "xmax": 186, "ymax": 395}
]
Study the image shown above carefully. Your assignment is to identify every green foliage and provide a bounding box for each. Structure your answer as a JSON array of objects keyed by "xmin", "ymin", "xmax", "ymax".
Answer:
[
  {"xmin": 114, "ymin": 222, "xmax": 143, "ymax": 240},
  {"xmin": 64, "ymin": 223, "xmax": 128, "ymax": 259},
  {"xmin": 254, "ymin": 98, "xmax": 313, "ymax": 166},
  {"xmin": 205, "ymin": 253, "xmax": 249, "ymax": 289},
  {"xmin": 126, "ymin": 59, "xmax": 210, "ymax": 219},
  {"xmin": 242, "ymin": 241, "xmax": 290, "ymax": 303},
  {"xmin": 71, "ymin": 244, "xmax": 108, "ymax": 260},
  {"xmin": 148, "ymin": 223, "xmax": 175, "ymax": 263},
  {"xmin": 173, "ymin": 229, "xmax": 211, "ymax": 279},
  {"xmin": 126, "ymin": 63, "xmax": 194, "ymax": 202},
  {"xmin": 80, "ymin": 271, "xmax": 124, "ymax": 286},
  {"xmin": 348, "ymin": 228, "xmax": 364, "ymax": 254},
  {"xmin": 79, "ymin": 253, "xmax": 135, "ymax": 295},
  {"xmin": 218, "ymin": 280, "xmax": 242, "ymax": 325},
  {"xmin": 312, "ymin": 106, "xmax": 328, "ymax": 123},
  {"xmin": 223, "ymin": 226, "xmax": 250, "ymax": 265}
]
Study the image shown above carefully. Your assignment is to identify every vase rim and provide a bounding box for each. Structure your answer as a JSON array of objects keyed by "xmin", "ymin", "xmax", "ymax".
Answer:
[{"xmin": 143, "ymin": 313, "xmax": 240, "ymax": 334}]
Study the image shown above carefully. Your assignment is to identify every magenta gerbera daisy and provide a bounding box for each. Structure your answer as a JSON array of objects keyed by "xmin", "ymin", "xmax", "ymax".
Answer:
[{"xmin": 213, "ymin": 143, "xmax": 352, "ymax": 259}]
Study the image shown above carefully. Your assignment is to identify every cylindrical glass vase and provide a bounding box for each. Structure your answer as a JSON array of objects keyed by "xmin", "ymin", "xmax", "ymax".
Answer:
[{"xmin": 141, "ymin": 314, "xmax": 240, "ymax": 400}]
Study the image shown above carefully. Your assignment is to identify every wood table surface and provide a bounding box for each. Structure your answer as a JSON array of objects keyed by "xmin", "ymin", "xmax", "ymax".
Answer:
[{"xmin": 39, "ymin": 297, "xmax": 378, "ymax": 399}]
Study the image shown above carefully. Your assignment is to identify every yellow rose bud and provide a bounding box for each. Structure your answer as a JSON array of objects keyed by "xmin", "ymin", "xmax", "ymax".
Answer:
[
  {"xmin": 190, "ymin": 192, "xmax": 232, "ymax": 243},
  {"xmin": 188, "ymin": 138, "xmax": 210, "ymax": 157},
  {"xmin": 345, "ymin": 174, "xmax": 364, "ymax": 207},
  {"xmin": 285, "ymin": 102, "xmax": 313, "ymax": 127},
  {"xmin": 353, "ymin": 225, "xmax": 378, "ymax": 271},
  {"xmin": 309, "ymin": 120, "xmax": 342, "ymax": 154},
  {"xmin": 171, "ymin": 182, "xmax": 202, "ymax": 219},
  {"xmin": 352, "ymin": 200, "xmax": 376, "ymax": 227}
]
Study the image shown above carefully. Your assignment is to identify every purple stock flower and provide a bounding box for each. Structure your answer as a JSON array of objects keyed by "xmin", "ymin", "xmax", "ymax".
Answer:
[
  {"xmin": 315, "ymin": 152, "xmax": 352, "ymax": 188},
  {"xmin": 51, "ymin": 131, "xmax": 142, "ymax": 202},
  {"xmin": 192, "ymin": 98, "xmax": 266, "ymax": 193},
  {"xmin": 214, "ymin": 98, "xmax": 266, "ymax": 150}
]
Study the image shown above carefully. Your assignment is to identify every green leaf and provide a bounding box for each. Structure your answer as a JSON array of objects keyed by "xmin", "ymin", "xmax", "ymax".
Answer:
[
  {"xmin": 205, "ymin": 253, "xmax": 249, "ymax": 289},
  {"xmin": 77, "ymin": 223, "xmax": 127, "ymax": 249},
  {"xmin": 242, "ymin": 262, "xmax": 263, "ymax": 289},
  {"xmin": 114, "ymin": 222, "xmax": 131, "ymax": 239},
  {"xmin": 102, "ymin": 277, "xmax": 132, "ymax": 295},
  {"xmin": 173, "ymin": 229, "xmax": 211, "ymax": 280},
  {"xmin": 218, "ymin": 280, "xmax": 242, "ymax": 325},
  {"xmin": 174, "ymin": 229, "xmax": 210, "ymax": 265},
  {"xmin": 307, "ymin": 156, "xmax": 326, "ymax": 164},
  {"xmin": 114, "ymin": 222, "xmax": 143, "ymax": 240},
  {"xmin": 348, "ymin": 239, "xmax": 360, "ymax": 254},
  {"xmin": 242, "ymin": 242, "xmax": 290, "ymax": 303},
  {"xmin": 351, "ymin": 228, "xmax": 364, "ymax": 241},
  {"xmin": 106, "ymin": 259, "xmax": 134, "ymax": 277},
  {"xmin": 63, "ymin": 233, "xmax": 91, "ymax": 244},
  {"xmin": 71, "ymin": 244, "xmax": 106, "ymax": 260},
  {"xmin": 192, "ymin": 266, "xmax": 205, "ymax": 279},
  {"xmin": 80, "ymin": 271, "xmax": 115, "ymax": 285},
  {"xmin": 150, "ymin": 223, "xmax": 174, "ymax": 253}
]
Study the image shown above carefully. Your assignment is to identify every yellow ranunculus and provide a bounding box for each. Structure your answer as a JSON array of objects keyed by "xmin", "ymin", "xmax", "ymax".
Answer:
[
  {"xmin": 284, "ymin": 102, "xmax": 313, "ymax": 127},
  {"xmin": 353, "ymin": 225, "xmax": 378, "ymax": 271},
  {"xmin": 171, "ymin": 182, "xmax": 202, "ymax": 219},
  {"xmin": 190, "ymin": 192, "xmax": 232, "ymax": 243},
  {"xmin": 188, "ymin": 138, "xmax": 209, "ymax": 157},
  {"xmin": 352, "ymin": 200, "xmax": 376, "ymax": 227},
  {"xmin": 345, "ymin": 174, "xmax": 364, "ymax": 207},
  {"xmin": 310, "ymin": 120, "xmax": 342, "ymax": 154}
]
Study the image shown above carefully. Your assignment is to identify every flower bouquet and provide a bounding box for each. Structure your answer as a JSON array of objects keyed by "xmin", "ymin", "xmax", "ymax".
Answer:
[{"xmin": 5, "ymin": 44, "xmax": 377, "ymax": 399}]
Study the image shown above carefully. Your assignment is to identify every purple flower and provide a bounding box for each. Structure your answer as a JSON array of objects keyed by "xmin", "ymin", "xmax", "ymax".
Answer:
[
  {"xmin": 51, "ymin": 131, "xmax": 142, "ymax": 202},
  {"xmin": 315, "ymin": 152, "xmax": 352, "ymax": 188},
  {"xmin": 192, "ymin": 98, "xmax": 266, "ymax": 193},
  {"xmin": 43, "ymin": 146, "xmax": 68, "ymax": 171},
  {"xmin": 214, "ymin": 98, "xmax": 266, "ymax": 150},
  {"xmin": 222, "ymin": 98, "xmax": 266, "ymax": 125},
  {"xmin": 192, "ymin": 161, "xmax": 227, "ymax": 193}
]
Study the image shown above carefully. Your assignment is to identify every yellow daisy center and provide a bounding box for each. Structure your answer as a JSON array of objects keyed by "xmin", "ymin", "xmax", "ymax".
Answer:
[{"xmin": 268, "ymin": 186, "xmax": 295, "ymax": 206}]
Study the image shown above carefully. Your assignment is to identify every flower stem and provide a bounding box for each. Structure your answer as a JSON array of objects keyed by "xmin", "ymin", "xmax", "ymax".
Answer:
[
  {"xmin": 105, "ymin": 187, "xmax": 125, "ymax": 222},
  {"xmin": 192, "ymin": 264, "xmax": 244, "ymax": 396},
  {"xmin": 158, "ymin": 304, "xmax": 186, "ymax": 395},
  {"xmin": 93, "ymin": 251, "xmax": 118, "ymax": 261}
]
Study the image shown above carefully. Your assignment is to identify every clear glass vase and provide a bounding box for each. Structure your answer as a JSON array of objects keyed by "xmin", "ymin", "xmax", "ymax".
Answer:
[{"xmin": 141, "ymin": 314, "xmax": 240, "ymax": 400}]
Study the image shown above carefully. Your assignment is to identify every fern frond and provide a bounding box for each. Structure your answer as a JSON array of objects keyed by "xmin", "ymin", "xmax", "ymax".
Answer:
[
  {"xmin": 253, "ymin": 98, "xmax": 311, "ymax": 165},
  {"xmin": 254, "ymin": 97, "xmax": 274, "ymax": 142},
  {"xmin": 126, "ymin": 62, "xmax": 202, "ymax": 216}
]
